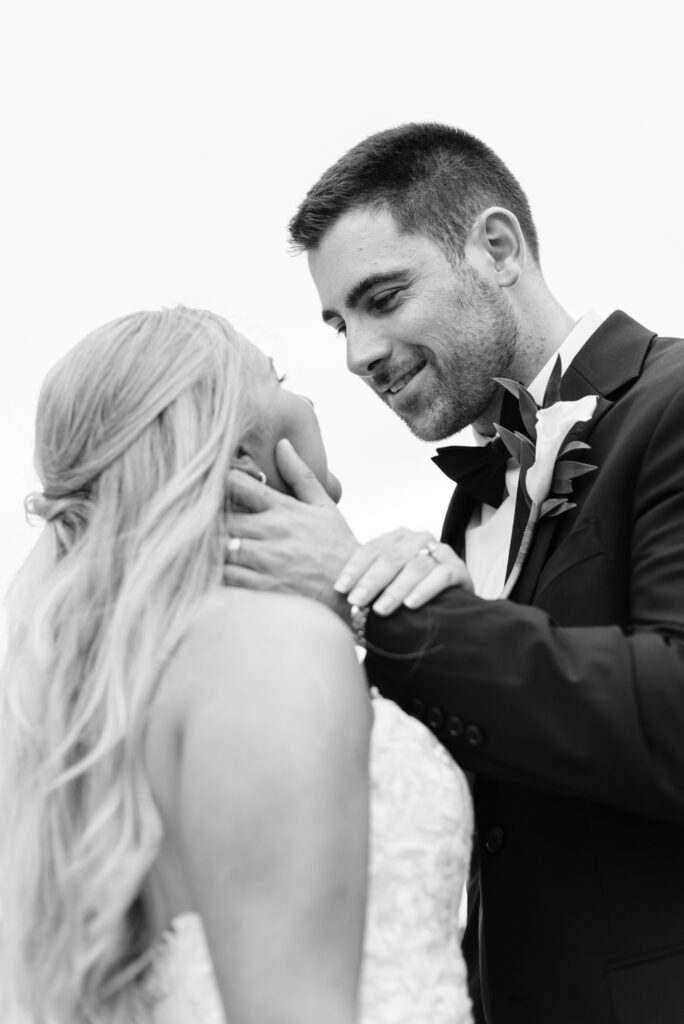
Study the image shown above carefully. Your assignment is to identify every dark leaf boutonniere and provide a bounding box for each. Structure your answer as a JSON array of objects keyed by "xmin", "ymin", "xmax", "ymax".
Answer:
[{"xmin": 493, "ymin": 358, "xmax": 599, "ymax": 596}]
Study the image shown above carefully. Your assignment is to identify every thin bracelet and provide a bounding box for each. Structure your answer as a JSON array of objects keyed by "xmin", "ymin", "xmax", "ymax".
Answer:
[{"xmin": 349, "ymin": 603, "xmax": 369, "ymax": 647}]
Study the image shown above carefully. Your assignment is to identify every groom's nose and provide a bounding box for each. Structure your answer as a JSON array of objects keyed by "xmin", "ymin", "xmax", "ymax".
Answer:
[{"xmin": 346, "ymin": 323, "xmax": 392, "ymax": 377}]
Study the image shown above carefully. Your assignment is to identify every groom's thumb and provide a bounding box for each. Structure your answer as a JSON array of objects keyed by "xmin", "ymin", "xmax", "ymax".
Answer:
[{"xmin": 276, "ymin": 438, "xmax": 331, "ymax": 506}]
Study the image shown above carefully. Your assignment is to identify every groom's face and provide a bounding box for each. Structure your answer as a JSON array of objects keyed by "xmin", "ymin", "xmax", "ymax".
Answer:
[{"xmin": 308, "ymin": 207, "xmax": 518, "ymax": 440}]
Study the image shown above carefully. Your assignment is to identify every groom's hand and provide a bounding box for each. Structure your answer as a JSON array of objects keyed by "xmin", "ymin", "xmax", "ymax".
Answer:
[{"xmin": 225, "ymin": 439, "xmax": 358, "ymax": 616}]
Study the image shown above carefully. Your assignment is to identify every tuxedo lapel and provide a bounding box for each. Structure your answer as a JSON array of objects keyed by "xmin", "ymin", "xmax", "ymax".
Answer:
[
  {"xmin": 560, "ymin": 310, "xmax": 654, "ymax": 402},
  {"xmin": 504, "ymin": 312, "xmax": 655, "ymax": 603},
  {"xmin": 505, "ymin": 476, "xmax": 530, "ymax": 582},
  {"xmin": 440, "ymin": 484, "xmax": 477, "ymax": 554}
]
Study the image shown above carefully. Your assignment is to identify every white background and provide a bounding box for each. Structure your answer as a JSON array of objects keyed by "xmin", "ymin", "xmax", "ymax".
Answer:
[{"xmin": 2, "ymin": 0, "xmax": 683, "ymax": 605}]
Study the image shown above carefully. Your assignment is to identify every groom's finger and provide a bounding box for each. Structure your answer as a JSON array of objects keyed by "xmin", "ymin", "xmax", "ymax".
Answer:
[
  {"xmin": 222, "ymin": 563, "xmax": 283, "ymax": 591},
  {"xmin": 225, "ymin": 511, "xmax": 278, "ymax": 541},
  {"xmin": 275, "ymin": 439, "xmax": 333, "ymax": 507}
]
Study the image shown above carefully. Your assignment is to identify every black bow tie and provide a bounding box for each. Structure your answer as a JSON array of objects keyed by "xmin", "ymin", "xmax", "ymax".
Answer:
[{"xmin": 432, "ymin": 391, "xmax": 527, "ymax": 508}]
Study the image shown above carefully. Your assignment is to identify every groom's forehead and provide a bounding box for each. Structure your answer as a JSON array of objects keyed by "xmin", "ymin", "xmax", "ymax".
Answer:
[
  {"xmin": 308, "ymin": 210, "xmax": 429, "ymax": 303},
  {"xmin": 311, "ymin": 207, "xmax": 408, "ymax": 263}
]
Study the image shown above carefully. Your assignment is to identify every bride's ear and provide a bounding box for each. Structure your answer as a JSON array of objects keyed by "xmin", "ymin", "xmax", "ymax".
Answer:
[{"xmin": 231, "ymin": 447, "xmax": 268, "ymax": 485}]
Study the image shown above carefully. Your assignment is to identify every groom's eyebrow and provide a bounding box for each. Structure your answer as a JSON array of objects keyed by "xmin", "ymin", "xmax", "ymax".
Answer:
[{"xmin": 321, "ymin": 269, "xmax": 410, "ymax": 323}]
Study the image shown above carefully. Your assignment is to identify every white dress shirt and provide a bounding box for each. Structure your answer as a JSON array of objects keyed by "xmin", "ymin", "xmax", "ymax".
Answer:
[{"xmin": 464, "ymin": 311, "xmax": 605, "ymax": 599}]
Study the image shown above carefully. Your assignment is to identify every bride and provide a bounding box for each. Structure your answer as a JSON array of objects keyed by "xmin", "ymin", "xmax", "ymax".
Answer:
[{"xmin": 0, "ymin": 306, "xmax": 473, "ymax": 1024}]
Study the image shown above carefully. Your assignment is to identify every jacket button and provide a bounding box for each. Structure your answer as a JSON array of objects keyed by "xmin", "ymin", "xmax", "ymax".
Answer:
[
  {"xmin": 484, "ymin": 826, "xmax": 505, "ymax": 853},
  {"xmin": 426, "ymin": 706, "xmax": 444, "ymax": 729},
  {"xmin": 408, "ymin": 698, "xmax": 425, "ymax": 720},
  {"xmin": 447, "ymin": 715, "xmax": 464, "ymax": 739},
  {"xmin": 466, "ymin": 724, "xmax": 484, "ymax": 747}
]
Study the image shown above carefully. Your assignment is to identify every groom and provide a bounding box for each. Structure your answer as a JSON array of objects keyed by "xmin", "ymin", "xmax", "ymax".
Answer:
[{"xmin": 227, "ymin": 124, "xmax": 684, "ymax": 1023}]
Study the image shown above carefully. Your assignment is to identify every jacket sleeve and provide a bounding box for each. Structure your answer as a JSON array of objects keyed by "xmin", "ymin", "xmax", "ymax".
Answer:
[{"xmin": 365, "ymin": 385, "xmax": 684, "ymax": 827}]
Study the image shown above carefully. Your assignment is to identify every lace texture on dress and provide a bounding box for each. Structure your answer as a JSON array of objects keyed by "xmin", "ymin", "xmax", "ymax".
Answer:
[{"xmin": 144, "ymin": 693, "xmax": 473, "ymax": 1023}]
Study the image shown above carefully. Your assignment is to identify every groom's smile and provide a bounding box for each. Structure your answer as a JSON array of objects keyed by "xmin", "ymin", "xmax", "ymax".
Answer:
[{"xmin": 375, "ymin": 359, "xmax": 427, "ymax": 401}]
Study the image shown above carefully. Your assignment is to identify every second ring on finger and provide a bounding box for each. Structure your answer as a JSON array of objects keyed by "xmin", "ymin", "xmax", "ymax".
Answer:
[{"xmin": 416, "ymin": 540, "xmax": 440, "ymax": 563}]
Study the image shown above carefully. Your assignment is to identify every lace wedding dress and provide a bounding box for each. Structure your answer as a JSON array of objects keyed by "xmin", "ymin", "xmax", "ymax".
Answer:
[{"xmin": 143, "ymin": 693, "xmax": 474, "ymax": 1023}]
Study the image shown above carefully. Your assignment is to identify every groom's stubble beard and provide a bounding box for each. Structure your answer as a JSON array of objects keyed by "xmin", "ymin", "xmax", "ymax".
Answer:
[{"xmin": 380, "ymin": 266, "xmax": 520, "ymax": 442}]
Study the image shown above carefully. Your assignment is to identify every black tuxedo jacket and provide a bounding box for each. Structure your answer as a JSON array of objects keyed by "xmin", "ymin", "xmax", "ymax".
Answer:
[{"xmin": 365, "ymin": 312, "xmax": 684, "ymax": 1024}]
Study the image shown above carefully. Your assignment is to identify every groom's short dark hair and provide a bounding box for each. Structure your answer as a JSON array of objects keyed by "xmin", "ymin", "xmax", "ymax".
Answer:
[{"xmin": 288, "ymin": 123, "xmax": 540, "ymax": 264}]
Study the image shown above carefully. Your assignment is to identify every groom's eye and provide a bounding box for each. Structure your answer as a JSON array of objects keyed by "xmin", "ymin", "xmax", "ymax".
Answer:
[
  {"xmin": 371, "ymin": 289, "xmax": 401, "ymax": 313},
  {"xmin": 333, "ymin": 320, "xmax": 347, "ymax": 336}
]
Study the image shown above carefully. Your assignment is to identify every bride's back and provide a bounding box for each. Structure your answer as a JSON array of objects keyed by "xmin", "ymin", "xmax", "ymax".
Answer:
[{"xmin": 142, "ymin": 585, "xmax": 371, "ymax": 1022}]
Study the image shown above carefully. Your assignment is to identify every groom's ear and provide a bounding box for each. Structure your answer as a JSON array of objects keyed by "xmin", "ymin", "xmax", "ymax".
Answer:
[{"xmin": 465, "ymin": 207, "xmax": 525, "ymax": 288}]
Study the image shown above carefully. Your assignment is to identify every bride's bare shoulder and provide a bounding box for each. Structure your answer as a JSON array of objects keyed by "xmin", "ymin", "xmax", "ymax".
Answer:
[
  {"xmin": 197, "ymin": 586, "xmax": 345, "ymax": 635},
  {"xmin": 190, "ymin": 587, "xmax": 352, "ymax": 664},
  {"xmin": 160, "ymin": 588, "xmax": 366, "ymax": 719}
]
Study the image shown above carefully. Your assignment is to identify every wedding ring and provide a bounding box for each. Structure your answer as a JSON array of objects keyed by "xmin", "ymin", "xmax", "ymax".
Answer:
[
  {"xmin": 417, "ymin": 541, "xmax": 440, "ymax": 563},
  {"xmin": 226, "ymin": 536, "xmax": 242, "ymax": 563}
]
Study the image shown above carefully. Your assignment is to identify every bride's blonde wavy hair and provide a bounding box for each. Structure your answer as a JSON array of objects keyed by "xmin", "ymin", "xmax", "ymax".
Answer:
[{"xmin": 0, "ymin": 306, "xmax": 251, "ymax": 1022}]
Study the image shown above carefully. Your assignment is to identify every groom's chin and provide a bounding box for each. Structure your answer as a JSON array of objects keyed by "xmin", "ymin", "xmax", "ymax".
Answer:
[{"xmin": 397, "ymin": 406, "xmax": 467, "ymax": 443}]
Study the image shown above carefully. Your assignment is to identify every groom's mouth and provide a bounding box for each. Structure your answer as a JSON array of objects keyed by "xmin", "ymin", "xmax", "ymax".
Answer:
[{"xmin": 382, "ymin": 361, "xmax": 426, "ymax": 402}]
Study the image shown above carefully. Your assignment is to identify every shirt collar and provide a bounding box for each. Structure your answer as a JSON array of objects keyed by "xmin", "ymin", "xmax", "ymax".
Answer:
[{"xmin": 527, "ymin": 309, "xmax": 605, "ymax": 404}]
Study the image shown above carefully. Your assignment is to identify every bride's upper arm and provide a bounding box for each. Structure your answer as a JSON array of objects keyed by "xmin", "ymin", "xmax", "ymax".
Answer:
[{"xmin": 167, "ymin": 590, "xmax": 371, "ymax": 1022}]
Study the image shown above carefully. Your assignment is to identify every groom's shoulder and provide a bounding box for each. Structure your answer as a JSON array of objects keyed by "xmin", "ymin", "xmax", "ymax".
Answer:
[
  {"xmin": 608, "ymin": 313, "xmax": 684, "ymax": 392},
  {"xmin": 635, "ymin": 330, "xmax": 684, "ymax": 403},
  {"xmin": 647, "ymin": 329, "xmax": 684, "ymax": 363},
  {"xmin": 611, "ymin": 329, "xmax": 684, "ymax": 450}
]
